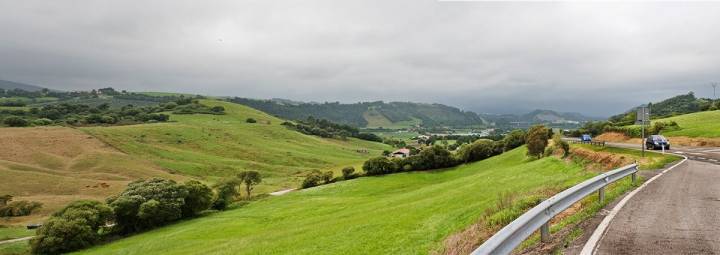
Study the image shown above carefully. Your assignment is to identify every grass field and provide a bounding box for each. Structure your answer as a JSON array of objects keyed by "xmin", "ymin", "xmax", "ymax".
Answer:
[
  {"xmin": 654, "ymin": 110, "xmax": 720, "ymax": 138},
  {"xmin": 75, "ymin": 147, "xmax": 601, "ymax": 255},
  {"xmin": 0, "ymin": 127, "xmax": 184, "ymax": 225},
  {"xmin": 0, "ymin": 227, "xmax": 34, "ymax": 241},
  {"xmin": 363, "ymin": 109, "xmax": 422, "ymax": 129},
  {"xmin": 82, "ymin": 100, "xmax": 390, "ymax": 194},
  {"xmin": 0, "ymin": 241, "xmax": 28, "ymax": 255}
]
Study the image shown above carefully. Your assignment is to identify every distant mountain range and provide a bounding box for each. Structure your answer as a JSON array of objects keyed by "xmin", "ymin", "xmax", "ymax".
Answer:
[
  {"xmin": 0, "ymin": 79, "xmax": 49, "ymax": 92},
  {"xmin": 231, "ymin": 97, "xmax": 601, "ymax": 129}
]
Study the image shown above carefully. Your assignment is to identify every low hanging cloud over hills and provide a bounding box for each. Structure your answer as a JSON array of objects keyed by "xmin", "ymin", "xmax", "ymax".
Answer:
[{"xmin": 1, "ymin": 1, "xmax": 720, "ymax": 116}]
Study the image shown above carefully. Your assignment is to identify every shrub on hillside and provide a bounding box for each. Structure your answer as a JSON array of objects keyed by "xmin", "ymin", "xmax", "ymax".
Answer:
[
  {"xmin": 30, "ymin": 200, "xmax": 113, "ymax": 255},
  {"xmin": 526, "ymin": 125, "xmax": 549, "ymax": 158},
  {"xmin": 457, "ymin": 139, "xmax": 502, "ymax": 163},
  {"xmin": 32, "ymin": 118, "xmax": 53, "ymax": 126},
  {"xmin": 341, "ymin": 166, "xmax": 357, "ymax": 180},
  {"xmin": 181, "ymin": 180, "xmax": 214, "ymax": 217},
  {"xmin": 107, "ymin": 178, "xmax": 213, "ymax": 234},
  {"xmin": 246, "ymin": 118, "xmax": 257, "ymax": 123},
  {"xmin": 0, "ymin": 200, "xmax": 43, "ymax": 217},
  {"xmin": 502, "ymin": 129, "xmax": 526, "ymax": 151},
  {"xmin": 301, "ymin": 170, "xmax": 324, "ymax": 189},
  {"xmin": 3, "ymin": 116, "xmax": 29, "ymax": 127},
  {"xmin": 363, "ymin": 157, "xmax": 397, "ymax": 175},
  {"xmin": 212, "ymin": 178, "xmax": 241, "ymax": 210},
  {"xmin": 408, "ymin": 145, "xmax": 456, "ymax": 171},
  {"xmin": 552, "ymin": 134, "xmax": 570, "ymax": 158}
]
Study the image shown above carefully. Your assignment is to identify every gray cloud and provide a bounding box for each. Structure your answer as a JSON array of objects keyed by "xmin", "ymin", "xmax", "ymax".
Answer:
[{"xmin": 1, "ymin": 1, "xmax": 720, "ymax": 116}]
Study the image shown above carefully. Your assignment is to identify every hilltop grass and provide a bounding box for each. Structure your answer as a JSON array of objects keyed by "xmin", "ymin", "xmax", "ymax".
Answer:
[
  {"xmin": 82, "ymin": 100, "xmax": 390, "ymax": 194},
  {"xmin": 654, "ymin": 110, "xmax": 720, "ymax": 138},
  {"xmin": 75, "ymin": 147, "xmax": 599, "ymax": 255}
]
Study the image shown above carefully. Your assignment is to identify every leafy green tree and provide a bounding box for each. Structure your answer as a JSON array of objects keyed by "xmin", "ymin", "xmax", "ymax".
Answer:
[
  {"xmin": 30, "ymin": 200, "xmax": 113, "ymax": 255},
  {"xmin": 237, "ymin": 171, "xmax": 262, "ymax": 198},
  {"xmin": 181, "ymin": 180, "xmax": 214, "ymax": 217},
  {"xmin": 212, "ymin": 178, "xmax": 241, "ymax": 210},
  {"xmin": 526, "ymin": 125, "xmax": 549, "ymax": 158},
  {"xmin": 107, "ymin": 178, "xmax": 188, "ymax": 234},
  {"xmin": 502, "ymin": 129, "xmax": 526, "ymax": 151},
  {"xmin": 457, "ymin": 139, "xmax": 499, "ymax": 163},
  {"xmin": 363, "ymin": 157, "xmax": 397, "ymax": 175},
  {"xmin": 322, "ymin": 171, "xmax": 334, "ymax": 184}
]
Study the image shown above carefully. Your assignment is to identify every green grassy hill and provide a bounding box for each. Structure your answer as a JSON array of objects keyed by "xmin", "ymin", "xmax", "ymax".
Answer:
[
  {"xmin": 654, "ymin": 110, "xmax": 720, "ymax": 138},
  {"xmin": 82, "ymin": 100, "xmax": 390, "ymax": 193},
  {"xmin": 74, "ymin": 147, "xmax": 597, "ymax": 255}
]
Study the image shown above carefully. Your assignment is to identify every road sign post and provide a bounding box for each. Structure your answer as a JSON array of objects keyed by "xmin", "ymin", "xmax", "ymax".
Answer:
[{"xmin": 636, "ymin": 107, "xmax": 650, "ymax": 157}]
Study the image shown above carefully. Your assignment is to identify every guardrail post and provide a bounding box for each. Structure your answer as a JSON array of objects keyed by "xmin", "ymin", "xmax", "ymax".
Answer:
[
  {"xmin": 598, "ymin": 187, "xmax": 605, "ymax": 203},
  {"xmin": 540, "ymin": 222, "xmax": 550, "ymax": 243},
  {"xmin": 631, "ymin": 172, "xmax": 637, "ymax": 184}
]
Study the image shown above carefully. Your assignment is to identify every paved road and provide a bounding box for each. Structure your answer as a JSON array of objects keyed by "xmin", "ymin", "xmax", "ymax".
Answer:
[{"xmin": 586, "ymin": 142, "xmax": 720, "ymax": 254}]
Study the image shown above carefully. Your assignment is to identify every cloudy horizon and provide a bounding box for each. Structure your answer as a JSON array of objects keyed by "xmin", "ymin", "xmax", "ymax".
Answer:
[{"xmin": 2, "ymin": 1, "xmax": 720, "ymax": 117}]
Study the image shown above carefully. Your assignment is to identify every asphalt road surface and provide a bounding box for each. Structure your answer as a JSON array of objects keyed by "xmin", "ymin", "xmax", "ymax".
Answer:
[{"xmin": 589, "ymin": 142, "xmax": 720, "ymax": 254}]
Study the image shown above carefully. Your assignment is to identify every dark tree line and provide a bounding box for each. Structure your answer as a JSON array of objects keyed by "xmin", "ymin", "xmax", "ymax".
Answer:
[{"xmin": 282, "ymin": 117, "xmax": 382, "ymax": 142}]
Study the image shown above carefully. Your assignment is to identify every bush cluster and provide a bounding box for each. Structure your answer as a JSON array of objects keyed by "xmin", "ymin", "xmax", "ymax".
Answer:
[
  {"xmin": 0, "ymin": 197, "xmax": 43, "ymax": 217},
  {"xmin": 30, "ymin": 178, "xmax": 218, "ymax": 254}
]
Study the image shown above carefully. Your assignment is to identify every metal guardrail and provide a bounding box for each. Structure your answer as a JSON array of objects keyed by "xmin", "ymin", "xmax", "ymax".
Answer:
[
  {"xmin": 569, "ymin": 140, "xmax": 606, "ymax": 147},
  {"xmin": 470, "ymin": 163, "xmax": 638, "ymax": 255}
]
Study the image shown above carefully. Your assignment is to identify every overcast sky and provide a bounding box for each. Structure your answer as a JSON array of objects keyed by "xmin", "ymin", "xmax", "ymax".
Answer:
[{"xmin": 1, "ymin": 1, "xmax": 720, "ymax": 116}]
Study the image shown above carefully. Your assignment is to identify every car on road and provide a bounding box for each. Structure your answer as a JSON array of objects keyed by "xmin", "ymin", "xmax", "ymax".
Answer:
[
  {"xmin": 580, "ymin": 134, "xmax": 592, "ymax": 142},
  {"xmin": 645, "ymin": 135, "xmax": 670, "ymax": 150}
]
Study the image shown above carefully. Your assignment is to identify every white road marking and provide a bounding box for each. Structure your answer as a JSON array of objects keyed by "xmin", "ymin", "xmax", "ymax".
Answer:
[
  {"xmin": 698, "ymin": 157, "xmax": 707, "ymax": 160},
  {"xmin": 581, "ymin": 154, "xmax": 688, "ymax": 255}
]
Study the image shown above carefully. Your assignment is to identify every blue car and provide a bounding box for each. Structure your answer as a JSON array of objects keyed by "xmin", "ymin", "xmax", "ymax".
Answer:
[{"xmin": 580, "ymin": 134, "xmax": 592, "ymax": 142}]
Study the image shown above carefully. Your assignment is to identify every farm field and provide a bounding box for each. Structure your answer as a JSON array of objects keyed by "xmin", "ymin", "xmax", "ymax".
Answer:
[
  {"xmin": 75, "ymin": 147, "xmax": 599, "ymax": 255},
  {"xmin": 0, "ymin": 127, "xmax": 185, "ymax": 225},
  {"xmin": 82, "ymin": 100, "xmax": 391, "ymax": 194}
]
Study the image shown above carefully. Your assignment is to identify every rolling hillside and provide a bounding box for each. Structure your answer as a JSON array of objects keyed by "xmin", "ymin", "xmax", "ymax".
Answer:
[
  {"xmin": 82, "ymin": 100, "xmax": 391, "ymax": 194},
  {"xmin": 655, "ymin": 110, "xmax": 720, "ymax": 138},
  {"xmin": 76, "ymin": 147, "xmax": 597, "ymax": 255},
  {"xmin": 0, "ymin": 80, "xmax": 48, "ymax": 92},
  {"xmin": 0, "ymin": 127, "xmax": 184, "ymax": 225},
  {"xmin": 230, "ymin": 98, "xmax": 487, "ymax": 128}
]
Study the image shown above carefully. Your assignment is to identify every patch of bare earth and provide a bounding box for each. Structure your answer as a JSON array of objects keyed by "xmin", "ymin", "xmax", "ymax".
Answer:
[
  {"xmin": 0, "ymin": 127, "xmax": 185, "ymax": 225},
  {"xmin": 569, "ymin": 147, "xmax": 634, "ymax": 171},
  {"xmin": 595, "ymin": 132, "xmax": 642, "ymax": 144}
]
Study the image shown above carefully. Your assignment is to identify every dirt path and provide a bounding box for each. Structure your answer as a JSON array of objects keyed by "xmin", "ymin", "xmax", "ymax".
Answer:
[
  {"xmin": 0, "ymin": 236, "xmax": 33, "ymax": 245},
  {"xmin": 592, "ymin": 159, "xmax": 720, "ymax": 254}
]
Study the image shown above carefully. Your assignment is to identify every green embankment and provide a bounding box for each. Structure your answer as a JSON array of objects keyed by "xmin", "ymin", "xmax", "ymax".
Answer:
[
  {"xmin": 655, "ymin": 110, "xmax": 720, "ymax": 138},
  {"xmin": 76, "ymin": 147, "xmax": 598, "ymax": 255},
  {"xmin": 82, "ymin": 100, "xmax": 390, "ymax": 193}
]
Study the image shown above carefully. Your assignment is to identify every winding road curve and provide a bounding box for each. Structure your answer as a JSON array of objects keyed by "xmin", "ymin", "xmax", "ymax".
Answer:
[{"xmin": 582, "ymin": 142, "xmax": 720, "ymax": 254}]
